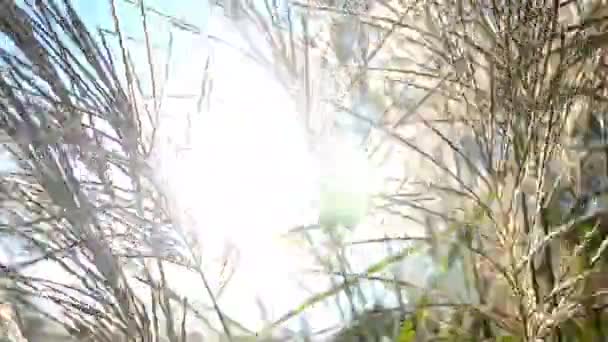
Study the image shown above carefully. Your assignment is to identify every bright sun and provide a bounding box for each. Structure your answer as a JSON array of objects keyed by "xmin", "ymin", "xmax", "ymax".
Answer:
[
  {"xmin": 149, "ymin": 12, "xmax": 328, "ymax": 331},
  {"xmin": 149, "ymin": 7, "xmax": 385, "ymax": 334}
]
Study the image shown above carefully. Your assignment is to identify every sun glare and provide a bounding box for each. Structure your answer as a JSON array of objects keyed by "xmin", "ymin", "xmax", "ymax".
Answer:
[
  {"xmin": 147, "ymin": 8, "xmax": 392, "ymax": 333},
  {"xmin": 151, "ymin": 21, "xmax": 328, "ymax": 332}
]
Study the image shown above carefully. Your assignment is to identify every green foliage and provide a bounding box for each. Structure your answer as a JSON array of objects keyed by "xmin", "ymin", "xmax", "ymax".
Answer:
[
  {"xmin": 365, "ymin": 247, "xmax": 418, "ymax": 274},
  {"xmin": 397, "ymin": 318, "xmax": 416, "ymax": 342},
  {"xmin": 558, "ymin": 316, "xmax": 608, "ymax": 342}
]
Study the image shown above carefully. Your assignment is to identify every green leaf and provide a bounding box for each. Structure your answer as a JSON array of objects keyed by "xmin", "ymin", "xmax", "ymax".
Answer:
[
  {"xmin": 397, "ymin": 318, "xmax": 416, "ymax": 342},
  {"xmin": 365, "ymin": 248, "xmax": 416, "ymax": 274}
]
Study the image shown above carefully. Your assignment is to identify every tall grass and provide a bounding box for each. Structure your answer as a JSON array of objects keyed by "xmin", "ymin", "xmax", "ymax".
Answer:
[
  {"xmin": 257, "ymin": 0, "xmax": 608, "ymax": 340},
  {"xmin": 2, "ymin": 0, "xmax": 608, "ymax": 341}
]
